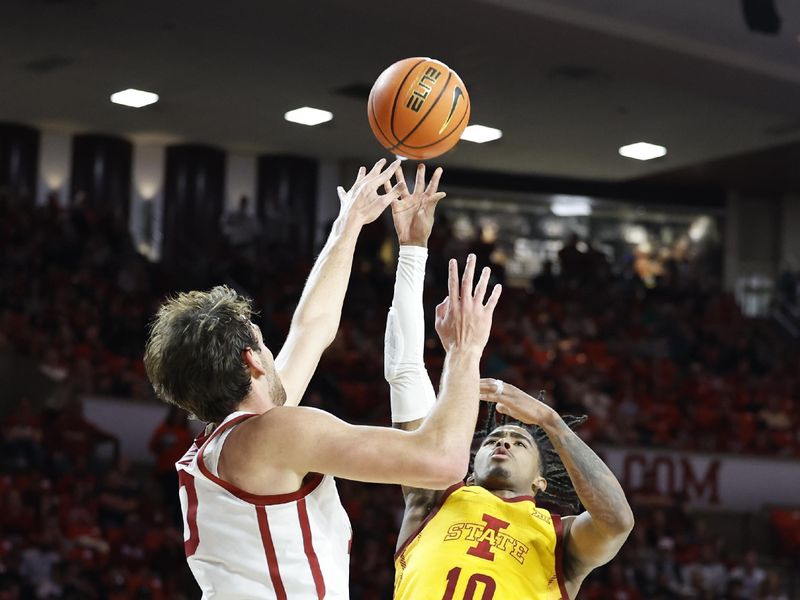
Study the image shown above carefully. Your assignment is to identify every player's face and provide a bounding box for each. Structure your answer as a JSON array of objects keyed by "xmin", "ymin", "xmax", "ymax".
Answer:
[
  {"xmin": 472, "ymin": 425, "xmax": 542, "ymax": 495},
  {"xmin": 251, "ymin": 324, "xmax": 286, "ymax": 406}
]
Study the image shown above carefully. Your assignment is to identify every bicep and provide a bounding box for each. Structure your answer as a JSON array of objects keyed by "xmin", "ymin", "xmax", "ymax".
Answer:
[
  {"xmin": 259, "ymin": 407, "xmax": 455, "ymax": 489},
  {"xmin": 390, "ymin": 421, "xmax": 449, "ymax": 550},
  {"xmin": 562, "ymin": 513, "xmax": 631, "ymax": 582}
]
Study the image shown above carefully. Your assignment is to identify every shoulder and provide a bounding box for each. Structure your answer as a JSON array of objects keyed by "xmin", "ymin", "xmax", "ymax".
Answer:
[
  {"xmin": 230, "ymin": 406, "xmax": 327, "ymax": 446},
  {"xmin": 226, "ymin": 406, "xmax": 347, "ymax": 466},
  {"xmin": 215, "ymin": 408, "xmax": 325, "ymax": 495},
  {"xmin": 244, "ymin": 405, "xmax": 330, "ymax": 430}
]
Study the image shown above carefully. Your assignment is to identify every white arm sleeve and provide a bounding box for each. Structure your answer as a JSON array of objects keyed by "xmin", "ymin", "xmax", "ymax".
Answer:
[{"xmin": 385, "ymin": 245, "xmax": 437, "ymax": 422}]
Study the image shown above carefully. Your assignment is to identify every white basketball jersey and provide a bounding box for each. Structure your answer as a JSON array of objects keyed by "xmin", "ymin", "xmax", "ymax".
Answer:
[{"xmin": 176, "ymin": 411, "xmax": 352, "ymax": 599}]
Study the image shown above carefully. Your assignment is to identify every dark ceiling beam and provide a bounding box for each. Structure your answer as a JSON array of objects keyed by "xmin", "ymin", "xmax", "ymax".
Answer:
[{"xmin": 439, "ymin": 165, "xmax": 726, "ymax": 208}]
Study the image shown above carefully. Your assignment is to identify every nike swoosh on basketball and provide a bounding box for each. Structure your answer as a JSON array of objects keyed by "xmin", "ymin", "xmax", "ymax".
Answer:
[{"xmin": 438, "ymin": 87, "xmax": 464, "ymax": 135}]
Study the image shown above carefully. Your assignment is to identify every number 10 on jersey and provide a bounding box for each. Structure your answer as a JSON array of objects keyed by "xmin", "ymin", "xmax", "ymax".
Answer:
[{"xmin": 442, "ymin": 567, "xmax": 496, "ymax": 600}]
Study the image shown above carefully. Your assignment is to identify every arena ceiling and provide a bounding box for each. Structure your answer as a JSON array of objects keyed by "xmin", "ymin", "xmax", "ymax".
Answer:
[{"xmin": 2, "ymin": 0, "xmax": 800, "ymax": 187}]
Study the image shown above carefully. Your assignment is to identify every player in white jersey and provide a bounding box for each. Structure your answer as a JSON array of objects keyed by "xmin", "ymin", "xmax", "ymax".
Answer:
[{"xmin": 143, "ymin": 159, "xmax": 503, "ymax": 599}]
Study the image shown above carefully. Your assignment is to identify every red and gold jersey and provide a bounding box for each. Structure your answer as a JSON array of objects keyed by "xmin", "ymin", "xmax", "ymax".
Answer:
[{"xmin": 394, "ymin": 483, "xmax": 568, "ymax": 600}]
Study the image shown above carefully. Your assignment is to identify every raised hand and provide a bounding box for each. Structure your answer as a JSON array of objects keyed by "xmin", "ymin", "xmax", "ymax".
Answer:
[
  {"xmin": 385, "ymin": 163, "xmax": 446, "ymax": 247},
  {"xmin": 478, "ymin": 379, "xmax": 558, "ymax": 427},
  {"xmin": 336, "ymin": 158, "xmax": 403, "ymax": 229},
  {"xmin": 435, "ymin": 254, "xmax": 502, "ymax": 354}
]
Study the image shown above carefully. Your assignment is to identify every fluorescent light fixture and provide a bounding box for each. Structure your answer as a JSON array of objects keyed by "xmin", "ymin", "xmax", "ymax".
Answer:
[
  {"xmin": 619, "ymin": 142, "xmax": 667, "ymax": 161},
  {"xmin": 284, "ymin": 106, "xmax": 333, "ymax": 126},
  {"xmin": 110, "ymin": 88, "xmax": 159, "ymax": 108},
  {"xmin": 460, "ymin": 125, "xmax": 503, "ymax": 144},
  {"xmin": 623, "ymin": 224, "xmax": 648, "ymax": 245},
  {"xmin": 689, "ymin": 216, "xmax": 712, "ymax": 242},
  {"xmin": 551, "ymin": 195, "xmax": 592, "ymax": 217}
]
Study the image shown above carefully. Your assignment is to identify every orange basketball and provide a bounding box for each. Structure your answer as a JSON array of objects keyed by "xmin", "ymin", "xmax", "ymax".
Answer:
[{"xmin": 368, "ymin": 57, "xmax": 471, "ymax": 160}]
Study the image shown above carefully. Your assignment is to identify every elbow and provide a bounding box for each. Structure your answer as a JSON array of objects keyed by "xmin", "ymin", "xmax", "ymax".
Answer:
[
  {"xmin": 294, "ymin": 316, "xmax": 338, "ymax": 347},
  {"xmin": 427, "ymin": 450, "xmax": 470, "ymax": 489},
  {"xmin": 405, "ymin": 430, "xmax": 470, "ymax": 489},
  {"xmin": 592, "ymin": 503, "xmax": 635, "ymax": 538},
  {"xmin": 623, "ymin": 509, "xmax": 636, "ymax": 533},
  {"xmin": 611, "ymin": 507, "xmax": 636, "ymax": 537}
]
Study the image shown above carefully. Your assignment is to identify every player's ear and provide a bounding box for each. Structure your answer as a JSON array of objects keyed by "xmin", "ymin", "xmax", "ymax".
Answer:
[
  {"xmin": 465, "ymin": 473, "xmax": 476, "ymax": 486},
  {"xmin": 532, "ymin": 475, "xmax": 547, "ymax": 495},
  {"xmin": 242, "ymin": 347, "xmax": 266, "ymax": 376}
]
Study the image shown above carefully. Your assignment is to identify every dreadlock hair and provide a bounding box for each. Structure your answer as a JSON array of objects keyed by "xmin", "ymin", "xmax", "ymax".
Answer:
[{"xmin": 471, "ymin": 391, "xmax": 588, "ymax": 514}]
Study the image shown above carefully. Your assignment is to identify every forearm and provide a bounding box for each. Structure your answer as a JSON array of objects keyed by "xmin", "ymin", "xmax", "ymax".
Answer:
[
  {"xmin": 290, "ymin": 217, "xmax": 360, "ymax": 335},
  {"xmin": 413, "ymin": 349, "xmax": 481, "ymax": 475},
  {"xmin": 542, "ymin": 418, "xmax": 634, "ymax": 532},
  {"xmin": 386, "ymin": 245, "xmax": 437, "ymax": 422}
]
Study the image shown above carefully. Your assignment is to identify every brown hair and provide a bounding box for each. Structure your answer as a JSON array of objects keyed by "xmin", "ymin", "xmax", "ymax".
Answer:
[{"xmin": 144, "ymin": 285, "xmax": 258, "ymax": 422}]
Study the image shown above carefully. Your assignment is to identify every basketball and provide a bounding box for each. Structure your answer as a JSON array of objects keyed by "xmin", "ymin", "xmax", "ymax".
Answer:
[{"xmin": 368, "ymin": 57, "xmax": 471, "ymax": 160}]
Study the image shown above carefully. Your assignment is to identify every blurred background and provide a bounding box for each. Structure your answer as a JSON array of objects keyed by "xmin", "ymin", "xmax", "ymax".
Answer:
[{"xmin": 1, "ymin": 0, "xmax": 800, "ymax": 598}]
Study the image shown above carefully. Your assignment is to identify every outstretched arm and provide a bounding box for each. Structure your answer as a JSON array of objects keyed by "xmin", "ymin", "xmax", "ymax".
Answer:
[
  {"xmin": 382, "ymin": 165, "xmax": 458, "ymax": 548},
  {"xmin": 480, "ymin": 381, "xmax": 634, "ymax": 592},
  {"xmin": 275, "ymin": 159, "xmax": 402, "ymax": 406},
  {"xmin": 385, "ymin": 164, "xmax": 444, "ymax": 430},
  {"xmin": 221, "ymin": 258, "xmax": 501, "ymax": 496}
]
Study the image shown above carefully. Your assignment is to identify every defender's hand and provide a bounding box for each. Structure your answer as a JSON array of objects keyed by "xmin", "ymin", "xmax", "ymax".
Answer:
[
  {"xmin": 435, "ymin": 254, "xmax": 502, "ymax": 353},
  {"xmin": 336, "ymin": 158, "xmax": 403, "ymax": 230},
  {"xmin": 386, "ymin": 163, "xmax": 445, "ymax": 247},
  {"xmin": 479, "ymin": 379, "xmax": 559, "ymax": 428}
]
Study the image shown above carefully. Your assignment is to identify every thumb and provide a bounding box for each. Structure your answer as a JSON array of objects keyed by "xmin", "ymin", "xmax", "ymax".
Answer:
[
  {"xmin": 435, "ymin": 297, "xmax": 450, "ymax": 319},
  {"xmin": 496, "ymin": 403, "xmax": 508, "ymax": 414},
  {"xmin": 380, "ymin": 190, "xmax": 398, "ymax": 211}
]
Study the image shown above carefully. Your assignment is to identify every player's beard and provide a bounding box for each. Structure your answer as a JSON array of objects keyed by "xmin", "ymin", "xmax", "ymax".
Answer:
[
  {"xmin": 271, "ymin": 375, "xmax": 287, "ymax": 406},
  {"xmin": 265, "ymin": 362, "xmax": 287, "ymax": 406},
  {"xmin": 479, "ymin": 464, "xmax": 513, "ymax": 490},
  {"xmin": 255, "ymin": 347, "xmax": 287, "ymax": 407}
]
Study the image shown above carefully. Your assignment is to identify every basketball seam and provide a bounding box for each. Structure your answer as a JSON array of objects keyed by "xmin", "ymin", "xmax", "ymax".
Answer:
[
  {"xmin": 389, "ymin": 71, "xmax": 453, "ymax": 153},
  {"xmin": 399, "ymin": 95, "xmax": 470, "ymax": 150},
  {"xmin": 389, "ymin": 59, "xmax": 428, "ymax": 143},
  {"xmin": 368, "ymin": 96, "xmax": 398, "ymax": 149}
]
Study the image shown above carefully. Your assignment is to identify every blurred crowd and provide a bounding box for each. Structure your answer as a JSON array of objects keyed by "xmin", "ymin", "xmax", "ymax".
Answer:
[{"xmin": 0, "ymin": 196, "xmax": 797, "ymax": 598}]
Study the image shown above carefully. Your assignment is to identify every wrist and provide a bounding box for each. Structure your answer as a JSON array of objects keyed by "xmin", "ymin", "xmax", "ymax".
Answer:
[
  {"xmin": 398, "ymin": 238, "xmax": 428, "ymax": 248},
  {"xmin": 445, "ymin": 346, "xmax": 483, "ymax": 364},
  {"xmin": 539, "ymin": 411, "xmax": 567, "ymax": 436},
  {"xmin": 333, "ymin": 215, "xmax": 362, "ymax": 238}
]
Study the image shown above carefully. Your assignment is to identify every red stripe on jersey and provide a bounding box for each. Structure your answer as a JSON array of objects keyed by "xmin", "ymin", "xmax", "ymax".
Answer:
[
  {"xmin": 297, "ymin": 498, "xmax": 326, "ymax": 599},
  {"xmin": 178, "ymin": 470, "xmax": 200, "ymax": 557},
  {"xmin": 197, "ymin": 414, "xmax": 325, "ymax": 505},
  {"xmin": 394, "ymin": 481, "xmax": 464, "ymax": 560},
  {"xmin": 256, "ymin": 506, "xmax": 287, "ymax": 600},
  {"xmin": 552, "ymin": 514, "xmax": 569, "ymax": 600}
]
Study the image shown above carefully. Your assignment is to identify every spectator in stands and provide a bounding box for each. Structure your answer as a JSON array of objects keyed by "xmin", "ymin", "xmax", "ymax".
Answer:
[
  {"xmin": 149, "ymin": 406, "xmax": 193, "ymax": 521},
  {"xmin": 2, "ymin": 396, "xmax": 43, "ymax": 469},
  {"xmin": 759, "ymin": 569, "xmax": 790, "ymax": 600},
  {"xmin": 45, "ymin": 397, "xmax": 119, "ymax": 473},
  {"xmin": 729, "ymin": 549, "xmax": 766, "ymax": 598},
  {"xmin": 532, "ymin": 259, "xmax": 557, "ymax": 294},
  {"xmin": 2, "ymin": 194, "xmax": 800, "ymax": 597},
  {"xmin": 558, "ymin": 232, "xmax": 585, "ymax": 282},
  {"xmin": 681, "ymin": 542, "xmax": 728, "ymax": 597},
  {"xmin": 220, "ymin": 195, "xmax": 262, "ymax": 256}
]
